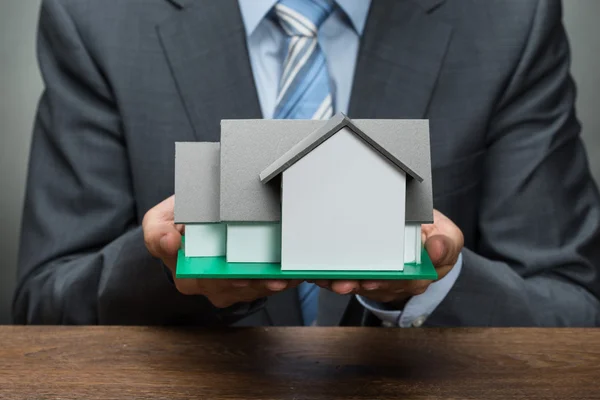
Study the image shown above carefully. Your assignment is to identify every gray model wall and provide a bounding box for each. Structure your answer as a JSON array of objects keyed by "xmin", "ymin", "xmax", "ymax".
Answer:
[{"xmin": 0, "ymin": 1, "xmax": 598, "ymax": 323}]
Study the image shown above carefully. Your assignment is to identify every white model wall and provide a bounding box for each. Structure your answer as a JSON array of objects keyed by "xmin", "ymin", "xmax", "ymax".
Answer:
[{"xmin": 281, "ymin": 127, "xmax": 407, "ymax": 271}]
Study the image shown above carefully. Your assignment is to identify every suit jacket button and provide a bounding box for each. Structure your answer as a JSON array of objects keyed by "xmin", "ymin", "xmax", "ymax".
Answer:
[{"xmin": 412, "ymin": 315, "xmax": 427, "ymax": 327}]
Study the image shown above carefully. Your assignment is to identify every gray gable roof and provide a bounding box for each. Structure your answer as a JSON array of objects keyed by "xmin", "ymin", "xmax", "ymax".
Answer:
[
  {"xmin": 219, "ymin": 117, "xmax": 433, "ymax": 223},
  {"xmin": 174, "ymin": 142, "xmax": 221, "ymax": 224},
  {"xmin": 260, "ymin": 113, "xmax": 424, "ymax": 183}
]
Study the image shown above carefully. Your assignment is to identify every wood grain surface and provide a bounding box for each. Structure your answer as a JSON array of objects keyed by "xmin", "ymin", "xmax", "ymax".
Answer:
[{"xmin": 0, "ymin": 327, "xmax": 599, "ymax": 399}]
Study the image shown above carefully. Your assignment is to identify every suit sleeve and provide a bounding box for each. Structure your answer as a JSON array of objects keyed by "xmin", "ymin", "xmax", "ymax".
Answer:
[
  {"xmin": 428, "ymin": 0, "xmax": 600, "ymax": 326},
  {"xmin": 12, "ymin": 0, "xmax": 259, "ymax": 325}
]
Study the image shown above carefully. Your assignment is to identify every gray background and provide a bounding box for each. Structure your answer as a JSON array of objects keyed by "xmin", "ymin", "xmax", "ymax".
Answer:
[{"xmin": 0, "ymin": 1, "xmax": 599, "ymax": 324}]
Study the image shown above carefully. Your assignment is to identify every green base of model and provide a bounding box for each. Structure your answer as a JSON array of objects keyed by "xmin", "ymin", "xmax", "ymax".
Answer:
[{"xmin": 176, "ymin": 248, "xmax": 437, "ymax": 280}]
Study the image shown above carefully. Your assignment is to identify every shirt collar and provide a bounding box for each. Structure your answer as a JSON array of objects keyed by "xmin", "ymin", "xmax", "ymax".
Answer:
[
  {"xmin": 336, "ymin": 0, "xmax": 371, "ymax": 35},
  {"xmin": 238, "ymin": 0, "xmax": 278, "ymax": 37},
  {"xmin": 238, "ymin": 0, "xmax": 371, "ymax": 37}
]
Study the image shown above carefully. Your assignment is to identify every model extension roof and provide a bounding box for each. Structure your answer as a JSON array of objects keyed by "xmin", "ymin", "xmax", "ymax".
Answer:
[{"xmin": 175, "ymin": 114, "xmax": 433, "ymax": 224}]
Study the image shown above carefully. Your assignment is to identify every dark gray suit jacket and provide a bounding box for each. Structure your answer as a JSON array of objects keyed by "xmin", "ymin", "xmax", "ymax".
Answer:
[{"xmin": 13, "ymin": 0, "xmax": 600, "ymax": 326}]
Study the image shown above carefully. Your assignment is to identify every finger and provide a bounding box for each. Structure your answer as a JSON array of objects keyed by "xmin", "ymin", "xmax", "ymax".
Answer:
[
  {"xmin": 354, "ymin": 286, "xmax": 410, "ymax": 304},
  {"xmin": 226, "ymin": 281, "xmax": 291, "ymax": 305},
  {"xmin": 143, "ymin": 216, "xmax": 175, "ymax": 258},
  {"xmin": 355, "ymin": 281, "xmax": 430, "ymax": 303},
  {"xmin": 205, "ymin": 279, "xmax": 302, "ymax": 307},
  {"xmin": 354, "ymin": 291, "xmax": 399, "ymax": 304},
  {"xmin": 142, "ymin": 196, "xmax": 181, "ymax": 264},
  {"xmin": 229, "ymin": 281, "xmax": 297, "ymax": 306},
  {"xmin": 360, "ymin": 280, "xmax": 385, "ymax": 291},
  {"xmin": 229, "ymin": 279, "xmax": 252, "ymax": 288},
  {"xmin": 189, "ymin": 279, "xmax": 244, "ymax": 297},
  {"xmin": 425, "ymin": 234, "xmax": 458, "ymax": 267},
  {"xmin": 361, "ymin": 280, "xmax": 410, "ymax": 293},
  {"xmin": 330, "ymin": 280, "xmax": 359, "ymax": 295},
  {"xmin": 421, "ymin": 222, "xmax": 437, "ymax": 239},
  {"xmin": 403, "ymin": 279, "xmax": 432, "ymax": 296},
  {"xmin": 248, "ymin": 279, "xmax": 290, "ymax": 292},
  {"xmin": 219, "ymin": 279, "xmax": 299, "ymax": 294},
  {"xmin": 156, "ymin": 195, "xmax": 176, "ymax": 221},
  {"xmin": 261, "ymin": 279, "xmax": 303, "ymax": 291},
  {"xmin": 173, "ymin": 277, "xmax": 208, "ymax": 296},
  {"xmin": 175, "ymin": 278, "xmax": 256, "ymax": 299},
  {"xmin": 157, "ymin": 231, "xmax": 182, "ymax": 271},
  {"xmin": 423, "ymin": 210, "xmax": 464, "ymax": 248},
  {"xmin": 421, "ymin": 212, "xmax": 440, "ymax": 239},
  {"xmin": 199, "ymin": 282, "xmax": 262, "ymax": 308},
  {"xmin": 160, "ymin": 231, "xmax": 182, "ymax": 256},
  {"xmin": 265, "ymin": 280, "xmax": 290, "ymax": 292},
  {"xmin": 314, "ymin": 280, "xmax": 331, "ymax": 289}
]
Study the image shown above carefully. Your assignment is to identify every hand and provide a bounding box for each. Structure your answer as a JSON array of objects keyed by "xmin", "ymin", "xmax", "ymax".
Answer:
[
  {"xmin": 142, "ymin": 196, "xmax": 302, "ymax": 308},
  {"xmin": 314, "ymin": 209, "xmax": 464, "ymax": 306}
]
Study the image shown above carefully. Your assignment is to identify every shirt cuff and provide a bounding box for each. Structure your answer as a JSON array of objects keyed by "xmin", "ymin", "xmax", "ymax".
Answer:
[{"xmin": 356, "ymin": 252, "xmax": 463, "ymax": 327}]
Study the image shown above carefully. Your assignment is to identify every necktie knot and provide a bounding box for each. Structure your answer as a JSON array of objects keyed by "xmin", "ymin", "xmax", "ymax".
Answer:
[{"xmin": 274, "ymin": 0, "xmax": 335, "ymax": 37}]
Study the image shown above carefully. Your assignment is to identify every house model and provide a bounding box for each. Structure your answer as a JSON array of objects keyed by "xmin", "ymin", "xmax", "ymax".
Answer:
[{"xmin": 174, "ymin": 113, "xmax": 436, "ymax": 280}]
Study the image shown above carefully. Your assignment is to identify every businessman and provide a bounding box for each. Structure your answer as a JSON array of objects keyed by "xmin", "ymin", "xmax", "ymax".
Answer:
[{"xmin": 14, "ymin": 0, "xmax": 600, "ymax": 326}]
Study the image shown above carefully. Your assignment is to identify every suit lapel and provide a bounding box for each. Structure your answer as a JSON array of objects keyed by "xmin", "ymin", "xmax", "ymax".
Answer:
[
  {"xmin": 164, "ymin": 0, "xmax": 193, "ymax": 8},
  {"xmin": 157, "ymin": 0, "xmax": 262, "ymax": 142},
  {"xmin": 320, "ymin": 0, "xmax": 453, "ymax": 326},
  {"xmin": 348, "ymin": 0, "xmax": 453, "ymax": 119}
]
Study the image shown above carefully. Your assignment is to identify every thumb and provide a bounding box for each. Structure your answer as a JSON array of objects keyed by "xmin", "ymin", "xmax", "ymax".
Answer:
[
  {"xmin": 158, "ymin": 232, "xmax": 181, "ymax": 271},
  {"xmin": 425, "ymin": 234, "xmax": 458, "ymax": 267}
]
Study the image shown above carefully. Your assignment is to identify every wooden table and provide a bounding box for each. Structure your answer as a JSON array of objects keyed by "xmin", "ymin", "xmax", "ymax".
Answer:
[{"xmin": 1, "ymin": 327, "xmax": 599, "ymax": 399}]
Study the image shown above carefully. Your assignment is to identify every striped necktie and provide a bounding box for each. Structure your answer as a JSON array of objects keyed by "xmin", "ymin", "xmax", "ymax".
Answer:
[
  {"xmin": 273, "ymin": 0, "xmax": 335, "ymax": 325},
  {"xmin": 273, "ymin": 0, "xmax": 334, "ymax": 120}
]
